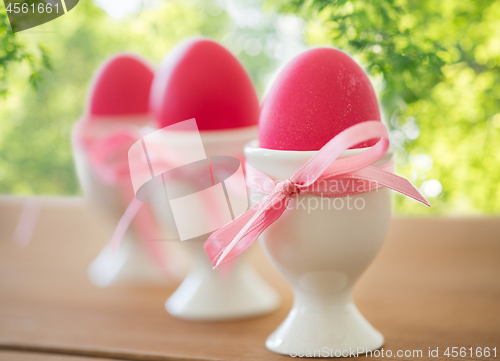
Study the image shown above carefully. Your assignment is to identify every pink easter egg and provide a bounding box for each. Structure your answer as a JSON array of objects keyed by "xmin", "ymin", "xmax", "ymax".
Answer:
[
  {"xmin": 150, "ymin": 38, "xmax": 259, "ymax": 130},
  {"xmin": 87, "ymin": 54, "xmax": 154, "ymax": 118},
  {"xmin": 259, "ymin": 48, "xmax": 381, "ymax": 150}
]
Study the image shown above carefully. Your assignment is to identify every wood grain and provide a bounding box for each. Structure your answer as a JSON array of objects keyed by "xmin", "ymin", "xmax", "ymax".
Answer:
[
  {"xmin": 0, "ymin": 196, "xmax": 499, "ymax": 360},
  {"xmin": 0, "ymin": 350, "xmax": 118, "ymax": 361}
]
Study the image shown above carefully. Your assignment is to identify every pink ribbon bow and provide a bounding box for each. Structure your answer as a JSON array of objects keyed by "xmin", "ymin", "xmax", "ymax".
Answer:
[
  {"xmin": 79, "ymin": 121, "xmax": 248, "ymax": 276},
  {"xmin": 87, "ymin": 131, "xmax": 140, "ymax": 185},
  {"xmin": 204, "ymin": 121, "xmax": 430, "ymax": 268},
  {"xmin": 76, "ymin": 122, "xmax": 173, "ymax": 278}
]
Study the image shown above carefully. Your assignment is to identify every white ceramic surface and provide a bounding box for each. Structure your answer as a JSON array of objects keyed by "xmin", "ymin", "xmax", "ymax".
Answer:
[
  {"xmin": 245, "ymin": 140, "xmax": 392, "ymax": 357},
  {"xmin": 72, "ymin": 118, "xmax": 173, "ymax": 287},
  {"xmin": 150, "ymin": 126, "xmax": 280, "ymax": 320}
]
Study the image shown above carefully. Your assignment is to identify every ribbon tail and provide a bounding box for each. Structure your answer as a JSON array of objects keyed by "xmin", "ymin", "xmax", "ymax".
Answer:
[
  {"xmin": 110, "ymin": 197, "xmax": 143, "ymax": 251},
  {"xmin": 204, "ymin": 205, "xmax": 260, "ymax": 268},
  {"xmin": 132, "ymin": 203, "xmax": 176, "ymax": 280},
  {"xmin": 353, "ymin": 167, "xmax": 430, "ymax": 206},
  {"xmin": 204, "ymin": 192, "xmax": 289, "ymax": 268},
  {"xmin": 14, "ymin": 197, "xmax": 42, "ymax": 248}
]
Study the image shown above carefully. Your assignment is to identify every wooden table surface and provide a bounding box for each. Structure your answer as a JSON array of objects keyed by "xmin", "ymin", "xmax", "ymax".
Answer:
[
  {"xmin": 0, "ymin": 351, "xmax": 116, "ymax": 361},
  {"xmin": 0, "ymin": 196, "xmax": 499, "ymax": 360}
]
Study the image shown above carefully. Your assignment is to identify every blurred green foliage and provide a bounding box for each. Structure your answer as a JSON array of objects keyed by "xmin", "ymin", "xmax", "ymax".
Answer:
[
  {"xmin": 0, "ymin": 3, "xmax": 51, "ymax": 97},
  {"xmin": 276, "ymin": 0, "xmax": 500, "ymax": 214},
  {"xmin": 0, "ymin": 0, "xmax": 229, "ymax": 195},
  {"xmin": 1, "ymin": 0, "xmax": 499, "ymax": 215}
]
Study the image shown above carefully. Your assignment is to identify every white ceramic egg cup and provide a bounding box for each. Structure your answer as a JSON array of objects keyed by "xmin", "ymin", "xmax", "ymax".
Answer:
[
  {"xmin": 151, "ymin": 126, "xmax": 280, "ymax": 320},
  {"xmin": 72, "ymin": 118, "xmax": 171, "ymax": 288},
  {"xmin": 245, "ymin": 140, "xmax": 392, "ymax": 357}
]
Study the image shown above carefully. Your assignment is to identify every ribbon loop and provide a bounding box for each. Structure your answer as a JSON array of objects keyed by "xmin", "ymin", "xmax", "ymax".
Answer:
[{"xmin": 291, "ymin": 121, "xmax": 388, "ymax": 185}]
